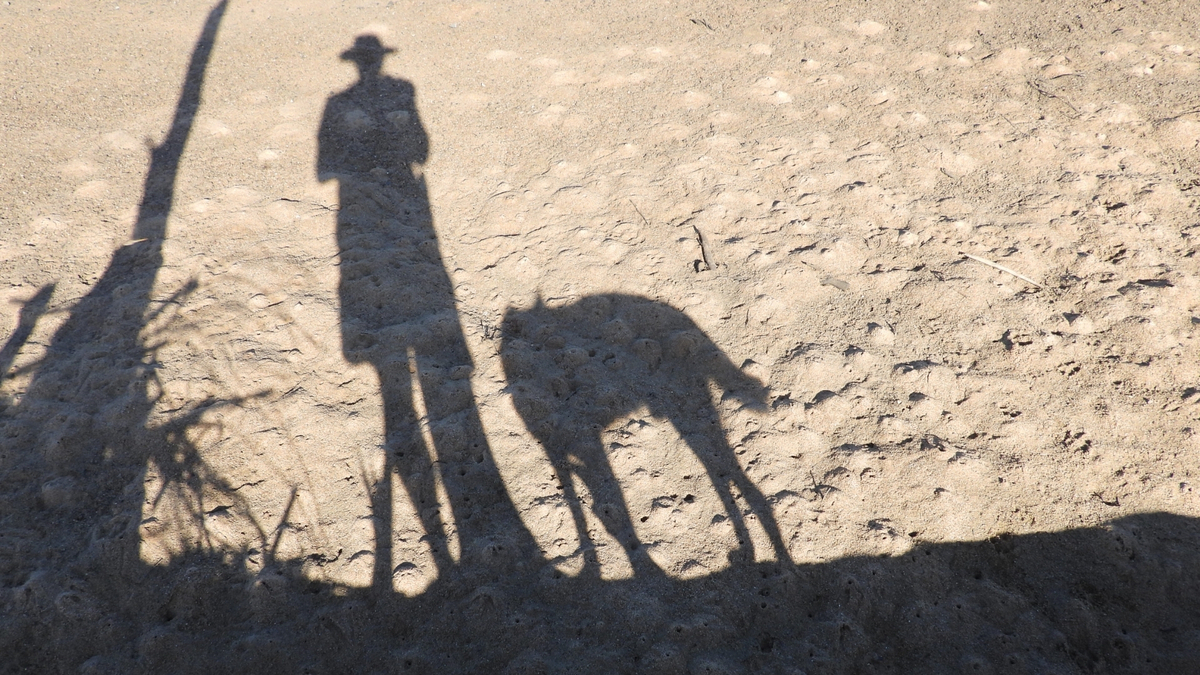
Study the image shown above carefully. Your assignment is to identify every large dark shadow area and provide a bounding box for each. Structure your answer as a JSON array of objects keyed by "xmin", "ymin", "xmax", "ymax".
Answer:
[
  {"xmin": 262, "ymin": 512, "xmax": 1200, "ymax": 674},
  {"xmin": 2, "ymin": 17, "xmax": 1200, "ymax": 675},
  {"xmin": 0, "ymin": 3, "xmax": 257, "ymax": 670},
  {"xmin": 0, "ymin": 0, "xmax": 229, "ymax": 527}
]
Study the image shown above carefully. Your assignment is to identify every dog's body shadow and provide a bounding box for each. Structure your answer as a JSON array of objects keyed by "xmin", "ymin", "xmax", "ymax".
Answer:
[{"xmin": 501, "ymin": 294, "xmax": 788, "ymax": 575}]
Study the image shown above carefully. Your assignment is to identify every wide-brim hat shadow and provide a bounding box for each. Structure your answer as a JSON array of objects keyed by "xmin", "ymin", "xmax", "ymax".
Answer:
[{"xmin": 340, "ymin": 35, "xmax": 396, "ymax": 62}]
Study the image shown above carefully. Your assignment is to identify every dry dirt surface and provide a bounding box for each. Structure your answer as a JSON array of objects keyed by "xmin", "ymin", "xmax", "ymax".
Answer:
[{"xmin": 3, "ymin": 0, "xmax": 1200, "ymax": 672}]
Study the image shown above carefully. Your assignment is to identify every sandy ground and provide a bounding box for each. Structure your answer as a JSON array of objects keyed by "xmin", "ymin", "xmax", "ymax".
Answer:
[{"xmin": 2, "ymin": 0, "xmax": 1200, "ymax": 672}]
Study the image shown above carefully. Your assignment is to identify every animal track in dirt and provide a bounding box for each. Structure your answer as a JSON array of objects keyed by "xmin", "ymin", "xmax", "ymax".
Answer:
[
  {"xmin": 1057, "ymin": 360, "xmax": 1081, "ymax": 377},
  {"xmin": 1062, "ymin": 429, "xmax": 1093, "ymax": 454}
]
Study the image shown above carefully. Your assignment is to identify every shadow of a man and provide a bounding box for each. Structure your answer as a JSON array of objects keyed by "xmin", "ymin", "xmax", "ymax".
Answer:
[{"xmin": 317, "ymin": 36, "xmax": 533, "ymax": 591}]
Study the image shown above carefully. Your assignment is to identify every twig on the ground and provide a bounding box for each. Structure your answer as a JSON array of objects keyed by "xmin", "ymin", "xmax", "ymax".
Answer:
[
  {"xmin": 1028, "ymin": 79, "xmax": 1078, "ymax": 115},
  {"xmin": 1155, "ymin": 107, "xmax": 1200, "ymax": 124},
  {"xmin": 961, "ymin": 252, "xmax": 1043, "ymax": 289},
  {"xmin": 692, "ymin": 224, "xmax": 712, "ymax": 271},
  {"xmin": 629, "ymin": 199, "xmax": 649, "ymax": 228},
  {"xmin": 999, "ymin": 113, "xmax": 1028, "ymax": 138}
]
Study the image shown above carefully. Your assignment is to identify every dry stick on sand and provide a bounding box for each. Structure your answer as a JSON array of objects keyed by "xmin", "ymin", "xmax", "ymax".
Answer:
[
  {"xmin": 961, "ymin": 252, "xmax": 1044, "ymax": 289},
  {"xmin": 999, "ymin": 113, "xmax": 1029, "ymax": 138},
  {"xmin": 1155, "ymin": 107, "xmax": 1200, "ymax": 125},
  {"xmin": 692, "ymin": 224, "xmax": 712, "ymax": 271},
  {"xmin": 1028, "ymin": 78, "xmax": 1079, "ymax": 116},
  {"xmin": 629, "ymin": 199, "xmax": 650, "ymax": 228}
]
